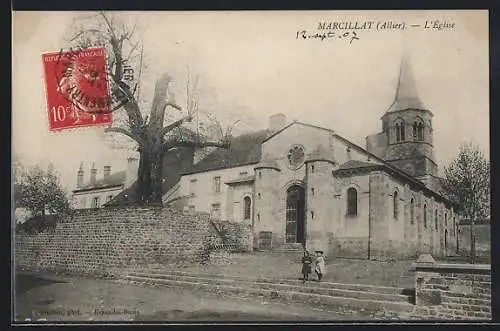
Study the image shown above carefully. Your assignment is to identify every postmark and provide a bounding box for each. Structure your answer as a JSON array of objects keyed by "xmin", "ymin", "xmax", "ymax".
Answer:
[{"xmin": 42, "ymin": 47, "xmax": 129, "ymax": 131}]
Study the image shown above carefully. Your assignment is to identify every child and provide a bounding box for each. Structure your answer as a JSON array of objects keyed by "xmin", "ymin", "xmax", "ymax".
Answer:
[
  {"xmin": 301, "ymin": 250, "xmax": 312, "ymax": 284},
  {"xmin": 314, "ymin": 251, "xmax": 326, "ymax": 281}
]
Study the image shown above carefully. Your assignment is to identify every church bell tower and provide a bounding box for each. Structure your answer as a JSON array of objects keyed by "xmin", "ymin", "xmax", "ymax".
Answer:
[{"xmin": 380, "ymin": 57, "xmax": 438, "ymax": 178}]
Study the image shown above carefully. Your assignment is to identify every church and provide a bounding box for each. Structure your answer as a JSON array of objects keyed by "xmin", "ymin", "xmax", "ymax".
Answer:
[{"xmin": 165, "ymin": 59, "xmax": 458, "ymax": 259}]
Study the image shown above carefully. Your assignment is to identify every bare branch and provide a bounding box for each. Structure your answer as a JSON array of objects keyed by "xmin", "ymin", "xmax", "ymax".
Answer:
[
  {"xmin": 160, "ymin": 115, "xmax": 193, "ymax": 138},
  {"xmin": 162, "ymin": 139, "xmax": 230, "ymax": 154},
  {"xmin": 124, "ymin": 40, "xmax": 140, "ymax": 63},
  {"xmin": 126, "ymin": 18, "xmax": 138, "ymax": 40},
  {"xmin": 136, "ymin": 45, "xmax": 144, "ymax": 99},
  {"xmin": 99, "ymin": 12, "xmax": 117, "ymax": 40},
  {"xmin": 104, "ymin": 127, "xmax": 145, "ymax": 146},
  {"xmin": 69, "ymin": 28, "xmax": 110, "ymax": 44}
]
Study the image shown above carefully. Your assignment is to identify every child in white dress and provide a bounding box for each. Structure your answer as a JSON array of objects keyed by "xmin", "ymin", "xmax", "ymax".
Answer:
[{"xmin": 314, "ymin": 251, "xmax": 326, "ymax": 281}]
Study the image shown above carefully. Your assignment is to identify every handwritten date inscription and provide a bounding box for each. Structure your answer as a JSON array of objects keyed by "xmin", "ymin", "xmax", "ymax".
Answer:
[{"xmin": 296, "ymin": 30, "xmax": 360, "ymax": 44}]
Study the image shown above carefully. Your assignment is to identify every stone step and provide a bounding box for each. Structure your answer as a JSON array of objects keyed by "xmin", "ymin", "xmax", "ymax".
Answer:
[
  {"xmin": 124, "ymin": 274, "xmax": 415, "ymax": 315},
  {"xmin": 127, "ymin": 271, "xmax": 412, "ymax": 303},
  {"xmin": 133, "ymin": 269, "xmax": 409, "ymax": 296},
  {"xmin": 271, "ymin": 243, "xmax": 304, "ymax": 252}
]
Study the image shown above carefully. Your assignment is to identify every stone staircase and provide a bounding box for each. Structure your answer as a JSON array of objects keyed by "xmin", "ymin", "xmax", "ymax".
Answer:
[
  {"xmin": 271, "ymin": 243, "xmax": 305, "ymax": 254},
  {"xmin": 122, "ymin": 268, "xmax": 416, "ymax": 317}
]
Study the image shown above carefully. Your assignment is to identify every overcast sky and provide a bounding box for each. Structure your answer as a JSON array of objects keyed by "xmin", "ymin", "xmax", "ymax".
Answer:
[{"xmin": 12, "ymin": 10, "xmax": 489, "ymax": 192}]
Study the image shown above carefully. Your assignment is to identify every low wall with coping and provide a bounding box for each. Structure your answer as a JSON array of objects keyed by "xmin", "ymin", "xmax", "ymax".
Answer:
[
  {"xmin": 412, "ymin": 257, "xmax": 491, "ymax": 320},
  {"xmin": 16, "ymin": 207, "xmax": 254, "ymax": 276},
  {"xmin": 15, "ymin": 207, "xmax": 213, "ymax": 276}
]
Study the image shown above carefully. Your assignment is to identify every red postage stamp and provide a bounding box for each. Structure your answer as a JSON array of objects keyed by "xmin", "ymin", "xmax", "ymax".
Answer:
[{"xmin": 42, "ymin": 47, "xmax": 114, "ymax": 131}]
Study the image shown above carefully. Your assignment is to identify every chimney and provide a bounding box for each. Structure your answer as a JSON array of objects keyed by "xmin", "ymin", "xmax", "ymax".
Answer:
[
  {"xmin": 76, "ymin": 162, "xmax": 84, "ymax": 188},
  {"xmin": 103, "ymin": 165, "xmax": 111, "ymax": 179},
  {"xmin": 268, "ymin": 113, "xmax": 287, "ymax": 133},
  {"xmin": 90, "ymin": 162, "xmax": 97, "ymax": 186},
  {"xmin": 125, "ymin": 157, "xmax": 139, "ymax": 188}
]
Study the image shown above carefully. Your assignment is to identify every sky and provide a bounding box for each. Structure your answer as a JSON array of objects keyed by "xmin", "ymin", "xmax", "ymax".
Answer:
[{"xmin": 12, "ymin": 10, "xmax": 489, "ymax": 192}]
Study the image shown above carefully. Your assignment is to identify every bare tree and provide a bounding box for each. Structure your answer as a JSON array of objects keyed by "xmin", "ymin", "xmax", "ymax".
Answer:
[
  {"xmin": 68, "ymin": 12, "xmax": 231, "ymax": 205},
  {"xmin": 441, "ymin": 142, "xmax": 490, "ymax": 263}
]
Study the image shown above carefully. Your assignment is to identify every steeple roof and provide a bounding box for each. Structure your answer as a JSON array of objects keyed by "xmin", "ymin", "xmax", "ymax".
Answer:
[{"xmin": 387, "ymin": 56, "xmax": 427, "ymax": 113}]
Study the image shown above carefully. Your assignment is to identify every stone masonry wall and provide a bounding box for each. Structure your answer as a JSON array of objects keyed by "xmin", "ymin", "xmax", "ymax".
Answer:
[
  {"xmin": 15, "ymin": 207, "xmax": 212, "ymax": 276},
  {"xmin": 413, "ymin": 260, "xmax": 491, "ymax": 320},
  {"xmin": 206, "ymin": 219, "xmax": 253, "ymax": 252}
]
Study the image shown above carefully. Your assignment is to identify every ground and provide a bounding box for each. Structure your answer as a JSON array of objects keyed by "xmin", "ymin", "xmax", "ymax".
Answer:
[
  {"xmin": 16, "ymin": 252, "xmax": 472, "ymax": 322},
  {"xmin": 15, "ymin": 272, "xmax": 356, "ymax": 322},
  {"xmin": 156, "ymin": 252, "xmax": 416, "ymax": 288}
]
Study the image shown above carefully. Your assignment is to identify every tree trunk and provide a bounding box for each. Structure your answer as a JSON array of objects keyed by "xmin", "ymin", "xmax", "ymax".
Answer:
[
  {"xmin": 470, "ymin": 219, "xmax": 475, "ymax": 264},
  {"xmin": 150, "ymin": 148, "xmax": 164, "ymax": 205},
  {"xmin": 136, "ymin": 145, "xmax": 164, "ymax": 206},
  {"xmin": 137, "ymin": 147, "xmax": 153, "ymax": 205}
]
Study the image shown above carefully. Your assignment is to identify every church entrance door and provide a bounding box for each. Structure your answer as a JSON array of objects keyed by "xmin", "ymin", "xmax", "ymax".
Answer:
[{"xmin": 285, "ymin": 185, "xmax": 306, "ymax": 245}]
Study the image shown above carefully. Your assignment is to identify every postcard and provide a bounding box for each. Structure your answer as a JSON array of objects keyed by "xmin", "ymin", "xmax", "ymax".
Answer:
[{"xmin": 12, "ymin": 10, "xmax": 490, "ymax": 323}]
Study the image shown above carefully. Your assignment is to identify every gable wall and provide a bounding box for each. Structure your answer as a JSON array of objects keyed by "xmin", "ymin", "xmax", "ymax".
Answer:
[{"xmin": 178, "ymin": 164, "xmax": 256, "ymax": 220}]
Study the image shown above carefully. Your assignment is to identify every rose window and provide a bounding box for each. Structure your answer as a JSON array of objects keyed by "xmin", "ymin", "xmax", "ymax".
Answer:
[{"xmin": 287, "ymin": 144, "xmax": 305, "ymax": 169}]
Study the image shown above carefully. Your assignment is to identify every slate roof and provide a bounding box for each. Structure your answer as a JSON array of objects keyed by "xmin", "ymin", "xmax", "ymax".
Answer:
[
  {"xmin": 183, "ymin": 129, "xmax": 270, "ymax": 174},
  {"xmin": 387, "ymin": 57, "xmax": 427, "ymax": 113},
  {"xmin": 333, "ymin": 157, "xmax": 453, "ymax": 207},
  {"xmin": 255, "ymin": 158, "xmax": 281, "ymax": 170},
  {"xmin": 225, "ymin": 175, "xmax": 256, "ymax": 185},
  {"xmin": 73, "ymin": 171, "xmax": 126, "ymax": 192},
  {"xmin": 337, "ymin": 160, "xmax": 375, "ymax": 170},
  {"xmin": 459, "ymin": 219, "xmax": 490, "ymax": 226}
]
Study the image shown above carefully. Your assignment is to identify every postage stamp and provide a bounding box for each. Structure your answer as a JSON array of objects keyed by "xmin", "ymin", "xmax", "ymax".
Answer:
[{"xmin": 42, "ymin": 47, "xmax": 115, "ymax": 131}]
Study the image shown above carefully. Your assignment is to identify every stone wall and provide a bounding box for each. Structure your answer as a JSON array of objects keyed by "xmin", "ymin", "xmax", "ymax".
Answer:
[
  {"xmin": 15, "ymin": 207, "xmax": 212, "ymax": 276},
  {"xmin": 413, "ymin": 257, "xmax": 491, "ymax": 320},
  {"xmin": 207, "ymin": 219, "xmax": 253, "ymax": 252},
  {"xmin": 335, "ymin": 237, "xmax": 369, "ymax": 259}
]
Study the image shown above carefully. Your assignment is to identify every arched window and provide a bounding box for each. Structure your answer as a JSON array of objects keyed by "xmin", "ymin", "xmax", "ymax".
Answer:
[
  {"xmin": 417, "ymin": 122, "xmax": 424, "ymax": 141},
  {"xmin": 435, "ymin": 209, "xmax": 438, "ymax": 230},
  {"xmin": 412, "ymin": 118, "xmax": 424, "ymax": 141},
  {"xmin": 347, "ymin": 188, "xmax": 357, "ymax": 216},
  {"xmin": 410, "ymin": 198, "xmax": 415, "ymax": 224},
  {"xmin": 394, "ymin": 119, "xmax": 405, "ymax": 142},
  {"xmin": 243, "ymin": 196, "xmax": 251, "ymax": 220},
  {"xmin": 423, "ymin": 204, "xmax": 427, "ymax": 228},
  {"xmin": 393, "ymin": 191, "xmax": 399, "ymax": 219},
  {"xmin": 445, "ymin": 212, "xmax": 448, "ymax": 227}
]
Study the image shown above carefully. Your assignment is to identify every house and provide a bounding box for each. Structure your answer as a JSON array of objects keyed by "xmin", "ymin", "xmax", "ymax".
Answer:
[
  {"xmin": 164, "ymin": 58, "xmax": 459, "ymax": 260},
  {"xmin": 71, "ymin": 159, "xmax": 138, "ymax": 209}
]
